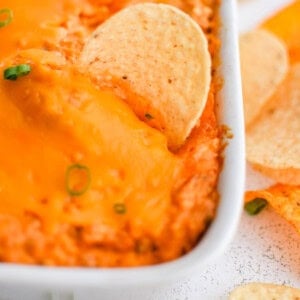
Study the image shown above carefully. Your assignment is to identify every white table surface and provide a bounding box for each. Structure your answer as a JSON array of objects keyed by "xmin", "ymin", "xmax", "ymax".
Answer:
[{"xmin": 149, "ymin": 1, "xmax": 300, "ymax": 299}]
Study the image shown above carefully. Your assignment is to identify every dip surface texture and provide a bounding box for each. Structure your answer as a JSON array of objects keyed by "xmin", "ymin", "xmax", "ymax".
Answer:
[{"xmin": 0, "ymin": 0, "xmax": 221, "ymax": 266}]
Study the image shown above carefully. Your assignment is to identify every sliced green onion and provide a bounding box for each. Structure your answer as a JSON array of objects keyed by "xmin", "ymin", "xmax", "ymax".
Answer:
[
  {"xmin": 245, "ymin": 198, "xmax": 268, "ymax": 216},
  {"xmin": 113, "ymin": 203, "xmax": 126, "ymax": 215},
  {"xmin": 66, "ymin": 164, "xmax": 91, "ymax": 196},
  {"xmin": 145, "ymin": 113, "xmax": 153, "ymax": 120},
  {"xmin": 4, "ymin": 64, "xmax": 31, "ymax": 81},
  {"xmin": 0, "ymin": 8, "xmax": 13, "ymax": 28},
  {"xmin": 4, "ymin": 67, "xmax": 18, "ymax": 80},
  {"xmin": 16, "ymin": 64, "xmax": 31, "ymax": 76}
]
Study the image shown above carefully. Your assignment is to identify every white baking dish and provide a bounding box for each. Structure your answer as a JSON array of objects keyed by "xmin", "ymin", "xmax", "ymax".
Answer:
[{"xmin": 0, "ymin": 0, "xmax": 245, "ymax": 299}]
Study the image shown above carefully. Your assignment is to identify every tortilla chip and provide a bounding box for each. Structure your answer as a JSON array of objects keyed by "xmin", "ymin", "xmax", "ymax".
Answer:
[
  {"xmin": 245, "ymin": 185, "xmax": 300, "ymax": 234},
  {"xmin": 239, "ymin": 30, "xmax": 289, "ymax": 128},
  {"xmin": 80, "ymin": 3, "xmax": 211, "ymax": 150},
  {"xmin": 246, "ymin": 64, "xmax": 300, "ymax": 185},
  {"xmin": 262, "ymin": 1, "xmax": 300, "ymax": 63},
  {"xmin": 229, "ymin": 282, "xmax": 300, "ymax": 300}
]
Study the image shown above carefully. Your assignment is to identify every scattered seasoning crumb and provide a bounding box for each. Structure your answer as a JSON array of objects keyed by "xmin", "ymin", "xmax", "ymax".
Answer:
[
  {"xmin": 204, "ymin": 216, "xmax": 213, "ymax": 227},
  {"xmin": 114, "ymin": 203, "xmax": 126, "ymax": 214},
  {"xmin": 145, "ymin": 113, "xmax": 154, "ymax": 120},
  {"xmin": 135, "ymin": 239, "xmax": 156, "ymax": 253}
]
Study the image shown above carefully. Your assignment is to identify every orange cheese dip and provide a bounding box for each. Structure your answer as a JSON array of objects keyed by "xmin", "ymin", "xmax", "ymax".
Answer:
[{"xmin": 0, "ymin": 0, "xmax": 221, "ymax": 266}]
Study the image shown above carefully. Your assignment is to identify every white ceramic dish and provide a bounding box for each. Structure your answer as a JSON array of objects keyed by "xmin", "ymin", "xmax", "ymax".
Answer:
[{"xmin": 0, "ymin": 1, "xmax": 245, "ymax": 299}]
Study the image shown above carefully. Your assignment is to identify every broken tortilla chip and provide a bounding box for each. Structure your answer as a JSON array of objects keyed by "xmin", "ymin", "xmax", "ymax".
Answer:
[
  {"xmin": 262, "ymin": 1, "xmax": 300, "ymax": 63},
  {"xmin": 80, "ymin": 3, "xmax": 211, "ymax": 150},
  {"xmin": 246, "ymin": 64, "xmax": 300, "ymax": 185},
  {"xmin": 229, "ymin": 282, "xmax": 300, "ymax": 300},
  {"xmin": 245, "ymin": 185, "xmax": 300, "ymax": 234},
  {"xmin": 239, "ymin": 29, "xmax": 289, "ymax": 128}
]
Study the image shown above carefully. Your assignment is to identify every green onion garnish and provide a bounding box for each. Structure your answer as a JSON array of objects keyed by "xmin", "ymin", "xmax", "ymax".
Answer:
[
  {"xmin": 145, "ymin": 113, "xmax": 153, "ymax": 120},
  {"xmin": 245, "ymin": 198, "xmax": 268, "ymax": 216},
  {"xmin": 3, "ymin": 64, "xmax": 31, "ymax": 81},
  {"xmin": 113, "ymin": 203, "xmax": 126, "ymax": 215},
  {"xmin": 66, "ymin": 164, "xmax": 91, "ymax": 196},
  {"xmin": 0, "ymin": 8, "xmax": 13, "ymax": 28}
]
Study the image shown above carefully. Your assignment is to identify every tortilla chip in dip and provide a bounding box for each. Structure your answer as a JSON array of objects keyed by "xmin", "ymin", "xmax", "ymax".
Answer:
[{"xmin": 80, "ymin": 3, "xmax": 211, "ymax": 150}]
